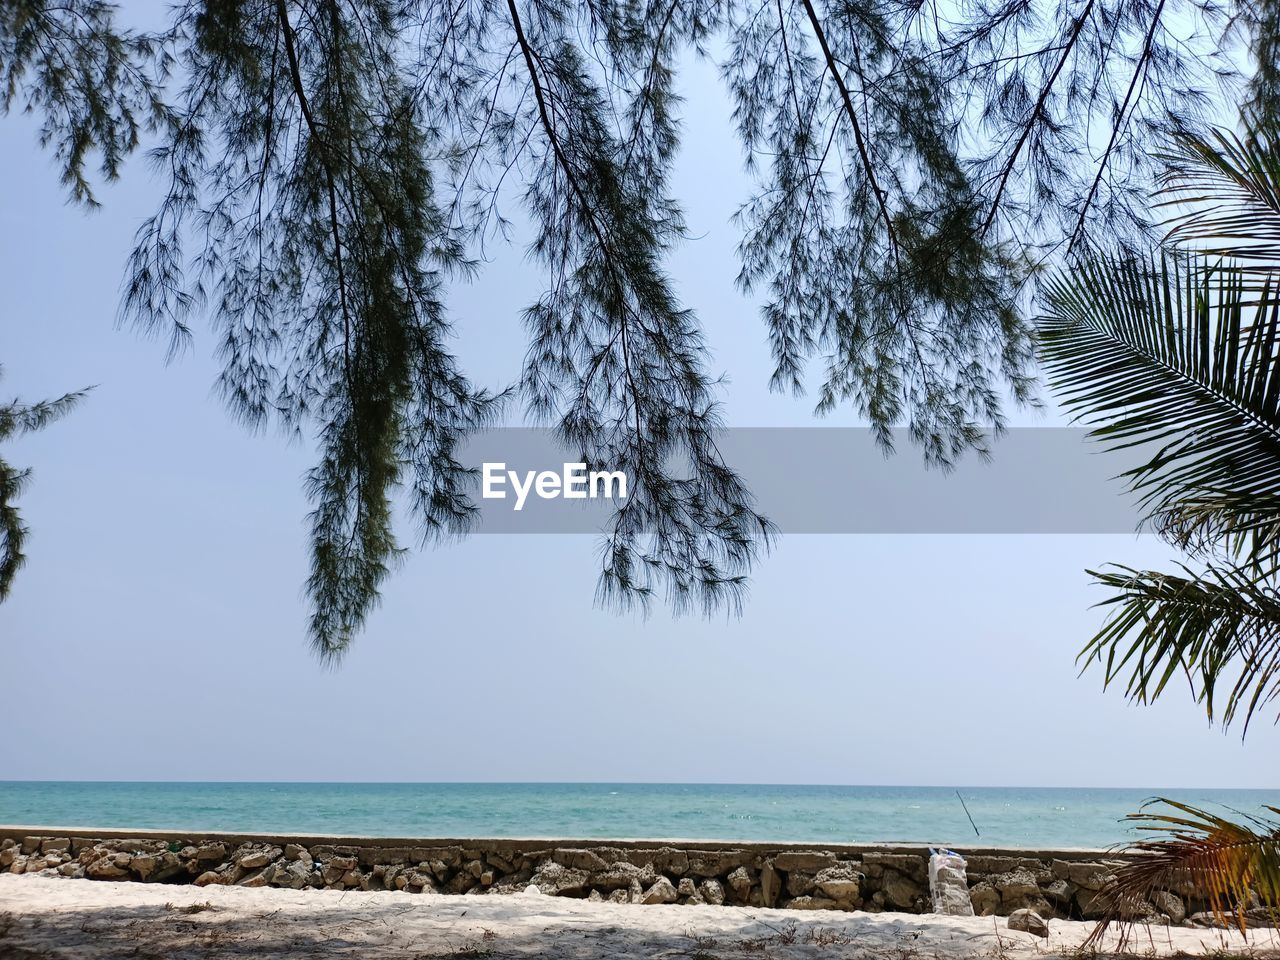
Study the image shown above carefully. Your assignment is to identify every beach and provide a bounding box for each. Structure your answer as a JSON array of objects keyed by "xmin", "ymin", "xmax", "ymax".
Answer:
[{"xmin": 2, "ymin": 873, "xmax": 1275, "ymax": 960}]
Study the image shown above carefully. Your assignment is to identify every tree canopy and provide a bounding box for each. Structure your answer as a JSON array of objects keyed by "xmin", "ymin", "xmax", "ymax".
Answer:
[{"xmin": 1, "ymin": 0, "xmax": 1271, "ymax": 658}]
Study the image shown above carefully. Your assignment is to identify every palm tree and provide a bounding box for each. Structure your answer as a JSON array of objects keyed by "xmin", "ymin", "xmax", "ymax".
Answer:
[{"xmin": 1036, "ymin": 123, "xmax": 1280, "ymax": 931}]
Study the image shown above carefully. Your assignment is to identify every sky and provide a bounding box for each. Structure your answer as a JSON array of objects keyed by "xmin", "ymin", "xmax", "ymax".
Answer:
[{"xmin": 0, "ymin": 10, "xmax": 1275, "ymax": 788}]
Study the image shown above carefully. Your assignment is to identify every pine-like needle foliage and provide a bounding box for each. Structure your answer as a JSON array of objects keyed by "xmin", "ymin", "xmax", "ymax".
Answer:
[
  {"xmin": 4, "ymin": 0, "xmax": 1275, "ymax": 654},
  {"xmin": 0, "ymin": 369, "xmax": 87, "ymax": 602},
  {"xmin": 1089, "ymin": 799, "xmax": 1280, "ymax": 939},
  {"xmin": 1038, "ymin": 124, "xmax": 1280, "ymax": 733},
  {"xmin": 0, "ymin": 0, "xmax": 168, "ymax": 205}
]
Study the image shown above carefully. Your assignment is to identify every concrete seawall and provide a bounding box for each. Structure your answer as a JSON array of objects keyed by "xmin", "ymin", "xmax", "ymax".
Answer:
[{"xmin": 0, "ymin": 826, "xmax": 1183, "ymax": 922}]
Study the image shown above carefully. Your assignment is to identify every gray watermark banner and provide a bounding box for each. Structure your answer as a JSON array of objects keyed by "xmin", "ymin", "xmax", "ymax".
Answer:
[{"xmin": 459, "ymin": 428, "xmax": 1151, "ymax": 533}]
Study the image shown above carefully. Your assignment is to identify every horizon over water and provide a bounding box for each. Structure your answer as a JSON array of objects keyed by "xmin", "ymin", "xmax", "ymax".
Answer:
[{"xmin": 2, "ymin": 782, "xmax": 1275, "ymax": 848}]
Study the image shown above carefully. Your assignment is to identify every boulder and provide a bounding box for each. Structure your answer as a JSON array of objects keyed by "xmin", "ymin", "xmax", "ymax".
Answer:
[
  {"xmin": 969, "ymin": 882, "xmax": 999, "ymax": 916},
  {"xmin": 194, "ymin": 843, "xmax": 227, "ymax": 863},
  {"xmin": 726, "ymin": 867, "xmax": 753, "ymax": 900},
  {"xmin": 588, "ymin": 861, "xmax": 656, "ymax": 892},
  {"xmin": 685, "ymin": 850, "xmax": 749, "ymax": 878},
  {"xmin": 1008, "ymin": 908, "xmax": 1049, "ymax": 938},
  {"xmin": 1152, "ymin": 891, "xmax": 1186, "ymax": 925},
  {"xmin": 528, "ymin": 861, "xmax": 590, "ymax": 897},
  {"xmin": 130, "ymin": 854, "xmax": 160, "ymax": 880},
  {"xmin": 554, "ymin": 849, "xmax": 608, "ymax": 872},
  {"xmin": 864, "ymin": 853, "xmax": 927, "ymax": 883},
  {"xmin": 642, "ymin": 877, "xmax": 678, "ymax": 904},
  {"xmin": 699, "ymin": 879, "xmax": 726, "ymax": 906},
  {"xmin": 814, "ymin": 864, "xmax": 862, "ymax": 905},
  {"xmin": 773, "ymin": 851, "xmax": 836, "ymax": 872},
  {"xmin": 677, "ymin": 878, "xmax": 697, "ymax": 897},
  {"xmin": 760, "ymin": 861, "xmax": 784, "ymax": 908},
  {"xmin": 1065, "ymin": 862, "xmax": 1115, "ymax": 891},
  {"xmin": 194, "ymin": 870, "xmax": 226, "ymax": 886},
  {"xmin": 993, "ymin": 869, "xmax": 1041, "ymax": 902},
  {"xmin": 880, "ymin": 872, "xmax": 924, "ymax": 910},
  {"xmin": 237, "ymin": 850, "xmax": 273, "ymax": 870},
  {"xmin": 786, "ymin": 871, "xmax": 815, "ymax": 897}
]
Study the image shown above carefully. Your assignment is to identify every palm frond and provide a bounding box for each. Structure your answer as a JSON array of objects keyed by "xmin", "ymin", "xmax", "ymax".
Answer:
[
  {"xmin": 1084, "ymin": 563, "xmax": 1280, "ymax": 732},
  {"xmin": 1091, "ymin": 799, "xmax": 1280, "ymax": 942},
  {"xmin": 1037, "ymin": 254, "xmax": 1280, "ymax": 539},
  {"xmin": 1157, "ymin": 127, "xmax": 1280, "ymax": 268}
]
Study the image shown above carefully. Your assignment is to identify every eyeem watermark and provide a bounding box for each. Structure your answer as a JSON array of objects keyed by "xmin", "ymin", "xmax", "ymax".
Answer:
[{"xmin": 482, "ymin": 462, "xmax": 629, "ymax": 511}]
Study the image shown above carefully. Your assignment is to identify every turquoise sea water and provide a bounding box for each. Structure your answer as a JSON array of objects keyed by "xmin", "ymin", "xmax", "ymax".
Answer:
[{"xmin": 0, "ymin": 783, "xmax": 1272, "ymax": 848}]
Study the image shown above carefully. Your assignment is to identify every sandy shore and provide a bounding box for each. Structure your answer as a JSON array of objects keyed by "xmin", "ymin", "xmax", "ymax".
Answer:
[{"xmin": 2, "ymin": 876, "xmax": 1277, "ymax": 959}]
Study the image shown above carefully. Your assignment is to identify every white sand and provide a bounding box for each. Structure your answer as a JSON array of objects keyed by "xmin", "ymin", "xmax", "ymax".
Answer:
[{"xmin": 0, "ymin": 874, "xmax": 1275, "ymax": 959}]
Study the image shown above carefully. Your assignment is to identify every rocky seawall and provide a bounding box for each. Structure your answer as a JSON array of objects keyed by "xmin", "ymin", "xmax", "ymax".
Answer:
[{"xmin": 0, "ymin": 829, "xmax": 1212, "ymax": 924}]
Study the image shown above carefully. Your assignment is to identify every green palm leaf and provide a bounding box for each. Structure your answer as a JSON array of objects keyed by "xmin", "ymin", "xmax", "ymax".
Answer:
[
  {"xmin": 1157, "ymin": 128, "xmax": 1280, "ymax": 268},
  {"xmin": 1091, "ymin": 799, "xmax": 1280, "ymax": 941},
  {"xmin": 1087, "ymin": 563, "xmax": 1280, "ymax": 731},
  {"xmin": 1038, "ymin": 254, "xmax": 1280, "ymax": 537}
]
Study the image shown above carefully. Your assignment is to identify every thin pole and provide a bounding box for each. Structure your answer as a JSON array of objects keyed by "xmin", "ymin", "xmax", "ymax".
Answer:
[{"xmin": 956, "ymin": 790, "xmax": 980, "ymax": 838}]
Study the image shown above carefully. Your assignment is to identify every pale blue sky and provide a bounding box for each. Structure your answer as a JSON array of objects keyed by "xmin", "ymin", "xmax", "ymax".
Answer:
[{"xmin": 0, "ymin": 13, "xmax": 1275, "ymax": 787}]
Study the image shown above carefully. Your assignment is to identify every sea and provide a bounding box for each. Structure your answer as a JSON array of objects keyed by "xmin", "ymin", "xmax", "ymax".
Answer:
[{"xmin": 0, "ymin": 783, "xmax": 1273, "ymax": 848}]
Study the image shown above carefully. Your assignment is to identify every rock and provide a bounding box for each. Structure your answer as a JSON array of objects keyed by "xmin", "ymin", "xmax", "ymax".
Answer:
[
  {"xmin": 284, "ymin": 844, "xmax": 309, "ymax": 861},
  {"xmin": 677, "ymin": 878, "xmax": 697, "ymax": 897},
  {"xmin": 1008, "ymin": 908, "xmax": 1049, "ymax": 938},
  {"xmin": 553, "ymin": 849, "xmax": 608, "ymax": 872},
  {"xmin": 786, "ymin": 896, "xmax": 841, "ymax": 910},
  {"xmin": 700, "ymin": 879, "xmax": 726, "ymax": 906},
  {"xmin": 993, "ymin": 869, "xmax": 1041, "ymax": 902},
  {"xmin": 814, "ymin": 864, "xmax": 862, "ymax": 906},
  {"xmin": 329, "ymin": 855, "xmax": 358, "ymax": 872},
  {"xmin": 588, "ymin": 889, "xmax": 603, "ymax": 902},
  {"xmin": 760, "ymin": 861, "xmax": 783, "ymax": 908},
  {"xmin": 1066, "ymin": 862, "xmax": 1115, "ymax": 891},
  {"xmin": 726, "ymin": 867, "xmax": 753, "ymax": 900},
  {"xmin": 480, "ymin": 870, "xmax": 494, "ymax": 887},
  {"xmin": 238, "ymin": 868, "xmax": 270, "ymax": 887},
  {"xmin": 607, "ymin": 889, "xmax": 628, "ymax": 903},
  {"xmin": 0, "ymin": 849, "xmax": 13, "ymax": 868},
  {"xmin": 685, "ymin": 850, "xmax": 750, "ymax": 878},
  {"xmin": 786, "ymin": 871, "xmax": 815, "ymax": 897},
  {"xmin": 21, "ymin": 837, "xmax": 41, "ymax": 855},
  {"xmin": 969, "ymin": 882, "xmax": 999, "ymax": 916},
  {"xmin": 40, "ymin": 838, "xmax": 71, "ymax": 854},
  {"xmin": 1043, "ymin": 879, "xmax": 1073, "ymax": 907},
  {"xmin": 642, "ymin": 877, "xmax": 678, "ymax": 904},
  {"xmin": 130, "ymin": 854, "xmax": 160, "ymax": 880},
  {"xmin": 86, "ymin": 857, "xmax": 130, "ymax": 880},
  {"xmin": 528, "ymin": 861, "xmax": 590, "ymax": 897},
  {"xmin": 880, "ymin": 872, "xmax": 924, "ymax": 910},
  {"xmin": 629, "ymin": 878, "xmax": 645, "ymax": 904},
  {"xmin": 864, "ymin": 853, "xmax": 928, "ymax": 883},
  {"xmin": 195, "ymin": 843, "xmax": 227, "ymax": 862},
  {"xmin": 773, "ymin": 851, "xmax": 836, "ymax": 872},
  {"xmin": 194, "ymin": 870, "xmax": 226, "ymax": 886},
  {"xmin": 1152, "ymin": 891, "xmax": 1186, "ymax": 925},
  {"xmin": 588, "ymin": 861, "xmax": 656, "ymax": 892},
  {"xmin": 237, "ymin": 850, "xmax": 273, "ymax": 870}
]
